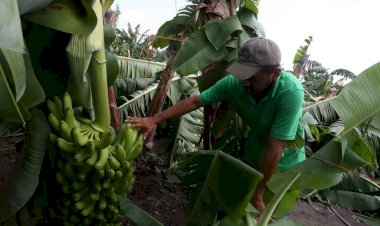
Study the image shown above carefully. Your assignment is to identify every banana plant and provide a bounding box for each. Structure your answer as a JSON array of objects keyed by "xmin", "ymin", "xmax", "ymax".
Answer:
[
  {"xmin": 145, "ymin": 0, "xmax": 264, "ymax": 147},
  {"xmin": 292, "ymin": 36, "xmax": 312, "ymax": 77},
  {"xmin": 0, "ymin": 0, "xmax": 155, "ymax": 224}
]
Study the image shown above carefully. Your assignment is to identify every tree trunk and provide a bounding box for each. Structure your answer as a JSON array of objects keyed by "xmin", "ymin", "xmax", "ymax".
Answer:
[
  {"xmin": 144, "ymin": 48, "xmax": 177, "ymax": 149},
  {"xmin": 293, "ymin": 54, "xmax": 309, "ymax": 78},
  {"xmin": 108, "ymin": 86, "xmax": 120, "ymax": 133}
]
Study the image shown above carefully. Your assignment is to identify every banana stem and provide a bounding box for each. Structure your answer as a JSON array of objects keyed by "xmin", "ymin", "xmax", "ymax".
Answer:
[{"xmin": 89, "ymin": 47, "xmax": 110, "ymax": 132}]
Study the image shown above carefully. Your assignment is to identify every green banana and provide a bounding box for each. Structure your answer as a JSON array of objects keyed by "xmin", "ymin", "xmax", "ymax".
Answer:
[
  {"xmin": 47, "ymin": 99, "xmax": 63, "ymax": 120},
  {"xmin": 64, "ymin": 107, "xmax": 76, "ymax": 130},
  {"xmin": 126, "ymin": 133, "xmax": 144, "ymax": 161},
  {"xmin": 74, "ymin": 194, "xmax": 92, "ymax": 210},
  {"xmin": 90, "ymin": 192, "xmax": 100, "ymax": 201},
  {"xmin": 72, "ymin": 185, "xmax": 89, "ymax": 201},
  {"xmin": 59, "ymin": 120, "xmax": 72, "ymax": 141},
  {"xmin": 76, "ymin": 115, "xmax": 92, "ymax": 124},
  {"xmin": 73, "ymin": 149, "xmax": 90, "ymax": 163},
  {"xmin": 124, "ymin": 124, "xmax": 138, "ymax": 153},
  {"xmin": 62, "ymin": 92, "xmax": 73, "ymax": 112},
  {"xmin": 108, "ymin": 153, "xmax": 121, "ymax": 170},
  {"xmin": 98, "ymin": 197, "xmax": 107, "ymax": 210},
  {"xmin": 49, "ymin": 133, "xmax": 59, "ymax": 142},
  {"xmin": 109, "ymin": 189, "xmax": 118, "ymax": 203},
  {"xmin": 101, "ymin": 177, "xmax": 112, "ymax": 189},
  {"xmin": 63, "ymin": 161, "xmax": 76, "ymax": 178},
  {"xmin": 77, "ymin": 166, "xmax": 92, "ymax": 181},
  {"xmin": 62, "ymin": 185, "xmax": 71, "ymax": 194},
  {"xmin": 95, "ymin": 147, "xmax": 110, "ymax": 170},
  {"xmin": 97, "ymin": 168, "xmax": 105, "ymax": 179},
  {"xmin": 114, "ymin": 122, "xmax": 126, "ymax": 146},
  {"xmin": 56, "ymin": 171, "xmax": 69, "ymax": 185},
  {"xmin": 48, "ymin": 113, "xmax": 60, "ymax": 132},
  {"xmin": 57, "ymin": 138, "xmax": 80, "ymax": 152},
  {"xmin": 53, "ymin": 95, "xmax": 63, "ymax": 114},
  {"xmin": 115, "ymin": 170, "xmax": 123, "ymax": 178},
  {"xmin": 107, "ymin": 168, "xmax": 116, "ymax": 178},
  {"xmin": 85, "ymin": 141, "xmax": 98, "ymax": 166},
  {"xmin": 69, "ymin": 215, "xmax": 80, "ymax": 224},
  {"xmin": 93, "ymin": 180, "xmax": 102, "ymax": 192},
  {"xmin": 72, "ymin": 180, "xmax": 86, "ymax": 191},
  {"xmin": 112, "ymin": 143, "xmax": 126, "ymax": 161},
  {"xmin": 71, "ymin": 125, "xmax": 88, "ymax": 147},
  {"xmin": 121, "ymin": 160, "xmax": 131, "ymax": 170},
  {"xmin": 95, "ymin": 126, "xmax": 116, "ymax": 149}
]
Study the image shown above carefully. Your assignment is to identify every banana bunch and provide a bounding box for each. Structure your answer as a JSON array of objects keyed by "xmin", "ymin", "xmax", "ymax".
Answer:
[{"xmin": 46, "ymin": 92, "xmax": 144, "ymax": 225}]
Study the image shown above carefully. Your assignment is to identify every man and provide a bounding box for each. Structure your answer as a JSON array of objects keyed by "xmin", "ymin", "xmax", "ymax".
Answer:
[{"xmin": 128, "ymin": 37, "xmax": 305, "ymax": 212}]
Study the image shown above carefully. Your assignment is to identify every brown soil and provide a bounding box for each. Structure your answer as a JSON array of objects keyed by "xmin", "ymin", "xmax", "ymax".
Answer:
[{"xmin": 0, "ymin": 135, "xmax": 369, "ymax": 226}]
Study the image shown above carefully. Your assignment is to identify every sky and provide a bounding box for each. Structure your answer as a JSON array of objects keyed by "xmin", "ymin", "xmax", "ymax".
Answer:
[{"xmin": 112, "ymin": 0, "xmax": 380, "ymax": 74}]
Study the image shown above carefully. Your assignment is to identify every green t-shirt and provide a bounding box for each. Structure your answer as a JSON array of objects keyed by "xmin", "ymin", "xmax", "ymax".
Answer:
[{"xmin": 199, "ymin": 71, "xmax": 305, "ymax": 172}]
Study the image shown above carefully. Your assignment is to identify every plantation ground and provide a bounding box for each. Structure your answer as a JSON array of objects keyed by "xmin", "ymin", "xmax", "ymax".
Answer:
[{"xmin": 0, "ymin": 134, "xmax": 368, "ymax": 226}]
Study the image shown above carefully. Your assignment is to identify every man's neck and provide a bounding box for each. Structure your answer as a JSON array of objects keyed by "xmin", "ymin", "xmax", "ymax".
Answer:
[{"xmin": 251, "ymin": 82, "xmax": 274, "ymax": 102}]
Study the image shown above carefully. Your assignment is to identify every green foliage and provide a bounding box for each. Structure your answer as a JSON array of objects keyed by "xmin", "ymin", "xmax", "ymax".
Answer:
[
  {"xmin": 110, "ymin": 23, "xmax": 154, "ymax": 60},
  {"xmin": 24, "ymin": 0, "xmax": 97, "ymax": 36},
  {"xmin": 177, "ymin": 151, "xmax": 263, "ymax": 225},
  {"xmin": 173, "ymin": 29, "xmax": 228, "ymax": 76},
  {"xmin": 293, "ymin": 36, "xmax": 313, "ymax": 65},
  {"xmin": 119, "ymin": 195, "xmax": 163, "ymax": 226},
  {"xmin": 0, "ymin": 109, "xmax": 50, "ymax": 222}
]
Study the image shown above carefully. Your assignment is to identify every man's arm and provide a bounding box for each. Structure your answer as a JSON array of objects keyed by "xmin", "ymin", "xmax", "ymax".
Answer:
[
  {"xmin": 128, "ymin": 96, "xmax": 204, "ymax": 139},
  {"xmin": 251, "ymin": 136, "xmax": 287, "ymax": 212}
]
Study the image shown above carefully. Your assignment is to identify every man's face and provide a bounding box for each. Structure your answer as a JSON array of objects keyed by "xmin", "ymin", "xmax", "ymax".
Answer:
[{"xmin": 243, "ymin": 69, "xmax": 278, "ymax": 92}]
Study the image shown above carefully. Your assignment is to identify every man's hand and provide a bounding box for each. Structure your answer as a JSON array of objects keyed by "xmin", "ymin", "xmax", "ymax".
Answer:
[
  {"xmin": 127, "ymin": 116, "xmax": 157, "ymax": 140},
  {"xmin": 251, "ymin": 180, "xmax": 266, "ymax": 212},
  {"xmin": 251, "ymin": 196, "xmax": 265, "ymax": 212}
]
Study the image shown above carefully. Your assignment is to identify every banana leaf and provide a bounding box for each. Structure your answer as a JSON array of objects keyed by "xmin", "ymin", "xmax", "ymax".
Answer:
[
  {"xmin": 238, "ymin": 7, "xmax": 265, "ymax": 37},
  {"xmin": 17, "ymin": 0, "xmax": 52, "ymax": 15},
  {"xmin": 117, "ymin": 75, "xmax": 196, "ymax": 120},
  {"xmin": 117, "ymin": 57, "xmax": 165, "ymax": 79},
  {"xmin": 353, "ymin": 213, "xmax": 380, "ymax": 226},
  {"xmin": 169, "ymin": 106, "xmax": 204, "ymax": 169},
  {"xmin": 243, "ymin": 0, "xmax": 259, "ymax": 15},
  {"xmin": 0, "ymin": 109, "xmax": 50, "ymax": 222},
  {"xmin": 153, "ymin": 4, "xmax": 197, "ymax": 48},
  {"xmin": 293, "ymin": 36, "xmax": 313, "ymax": 65},
  {"xmin": 19, "ymin": 54, "xmax": 45, "ymax": 109},
  {"xmin": 257, "ymin": 172, "xmax": 301, "ymax": 226},
  {"xmin": 0, "ymin": 48, "xmax": 26, "ymax": 102},
  {"xmin": 205, "ymin": 16, "xmax": 242, "ymax": 50},
  {"xmin": 0, "ymin": 51, "xmax": 45, "ymax": 124},
  {"xmin": 24, "ymin": 0, "xmax": 97, "ymax": 36},
  {"xmin": 1, "ymin": 0, "xmax": 25, "ymax": 53},
  {"xmin": 0, "ymin": 63, "xmax": 29, "ymax": 124},
  {"xmin": 332, "ymin": 62, "xmax": 380, "ymax": 136},
  {"xmin": 178, "ymin": 150, "xmax": 263, "ymax": 226},
  {"xmin": 303, "ymin": 98, "xmax": 339, "ymax": 126},
  {"xmin": 333, "ymin": 170, "xmax": 380, "ymax": 193},
  {"xmin": 173, "ymin": 29, "xmax": 228, "ymax": 76},
  {"xmin": 119, "ymin": 195, "xmax": 163, "ymax": 226},
  {"xmin": 323, "ymin": 190, "xmax": 380, "ymax": 211}
]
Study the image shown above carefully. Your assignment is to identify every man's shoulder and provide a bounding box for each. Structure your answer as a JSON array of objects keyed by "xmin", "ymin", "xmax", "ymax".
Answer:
[
  {"xmin": 279, "ymin": 71, "xmax": 303, "ymax": 91},
  {"xmin": 218, "ymin": 74, "xmax": 242, "ymax": 88}
]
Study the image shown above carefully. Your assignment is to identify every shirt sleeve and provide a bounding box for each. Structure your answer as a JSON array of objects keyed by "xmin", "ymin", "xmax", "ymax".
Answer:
[
  {"xmin": 270, "ymin": 89, "xmax": 304, "ymax": 140},
  {"xmin": 198, "ymin": 75, "xmax": 233, "ymax": 105}
]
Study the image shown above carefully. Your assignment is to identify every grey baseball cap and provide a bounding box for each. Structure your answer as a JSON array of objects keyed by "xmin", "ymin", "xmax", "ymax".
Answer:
[{"xmin": 226, "ymin": 37, "xmax": 281, "ymax": 80}]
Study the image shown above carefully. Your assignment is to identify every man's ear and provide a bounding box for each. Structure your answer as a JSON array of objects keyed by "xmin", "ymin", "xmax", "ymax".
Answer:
[{"xmin": 273, "ymin": 68, "xmax": 281, "ymax": 79}]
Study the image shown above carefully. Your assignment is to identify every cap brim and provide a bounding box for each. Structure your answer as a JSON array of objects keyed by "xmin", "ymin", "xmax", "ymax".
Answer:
[{"xmin": 226, "ymin": 62, "xmax": 262, "ymax": 80}]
